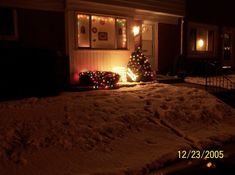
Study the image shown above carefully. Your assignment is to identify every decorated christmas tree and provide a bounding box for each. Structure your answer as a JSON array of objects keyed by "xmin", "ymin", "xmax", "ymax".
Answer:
[{"xmin": 127, "ymin": 47, "xmax": 155, "ymax": 82}]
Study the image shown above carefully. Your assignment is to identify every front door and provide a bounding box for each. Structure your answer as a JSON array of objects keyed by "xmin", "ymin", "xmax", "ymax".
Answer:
[
  {"xmin": 222, "ymin": 31, "xmax": 233, "ymax": 67},
  {"xmin": 158, "ymin": 23, "xmax": 180, "ymax": 75}
]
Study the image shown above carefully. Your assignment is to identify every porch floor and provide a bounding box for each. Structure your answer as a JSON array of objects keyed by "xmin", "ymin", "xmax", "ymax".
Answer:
[{"xmin": 156, "ymin": 74, "xmax": 184, "ymax": 84}]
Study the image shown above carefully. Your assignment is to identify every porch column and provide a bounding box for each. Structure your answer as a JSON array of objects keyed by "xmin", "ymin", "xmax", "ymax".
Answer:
[{"xmin": 179, "ymin": 17, "xmax": 184, "ymax": 55}]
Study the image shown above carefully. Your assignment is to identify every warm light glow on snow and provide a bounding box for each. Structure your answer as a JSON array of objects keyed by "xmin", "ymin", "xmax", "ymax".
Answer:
[{"xmin": 112, "ymin": 66, "xmax": 127, "ymax": 82}]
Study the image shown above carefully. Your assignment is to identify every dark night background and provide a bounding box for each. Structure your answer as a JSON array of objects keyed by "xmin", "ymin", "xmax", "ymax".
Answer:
[{"xmin": 186, "ymin": 0, "xmax": 235, "ymax": 26}]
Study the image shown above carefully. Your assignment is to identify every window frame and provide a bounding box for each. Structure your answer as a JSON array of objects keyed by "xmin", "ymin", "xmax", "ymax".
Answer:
[
  {"xmin": 75, "ymin": 12, "xmax": 128, "ymax": 50},
  {"xmin": 190, "ymin": 27, "xmax": 214, "ymax": 52},
  {"xmin": 187, "ymin": 22, "xmax": 218, "ymax": 58}
]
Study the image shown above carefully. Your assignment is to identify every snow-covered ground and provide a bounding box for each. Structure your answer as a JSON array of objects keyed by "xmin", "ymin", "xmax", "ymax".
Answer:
[{"xmin": 0, "ymin": 83, "xmax": 235, "ymax": 175}]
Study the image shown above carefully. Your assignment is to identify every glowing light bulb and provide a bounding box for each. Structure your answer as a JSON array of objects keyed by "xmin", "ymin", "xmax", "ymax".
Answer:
[
  {"xmin": 132, "ymin": 26, "xmax": 140, "ymax": 36},
  {"xmin": 197, "ymin": 39, "xmax": 204, "ymax": 48}
]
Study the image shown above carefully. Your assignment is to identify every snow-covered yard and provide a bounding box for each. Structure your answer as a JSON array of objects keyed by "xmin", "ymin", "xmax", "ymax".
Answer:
[{"xmin": 0, "ymin": 83, "xmax": 235, "ymax": 175}]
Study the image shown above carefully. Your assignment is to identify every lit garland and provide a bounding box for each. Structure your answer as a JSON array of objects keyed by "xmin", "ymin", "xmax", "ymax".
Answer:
[
  {"xmin": 91, "ymin": 15, "xmax": 114, "ymax": 23},
  {"xmin": 127, "ymin": 47, "xmax": 155, "ymax": 82},
  {"xmin": 79, "ymin": 71, "xmax": 120, "ymax": 89},
  {"xmin": 117, "ymin": 19, "xmax": 127, "ymax": 48}
]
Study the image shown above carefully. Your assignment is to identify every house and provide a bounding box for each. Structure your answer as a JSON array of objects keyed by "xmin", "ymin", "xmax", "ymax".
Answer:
[
  {"xmin": 0, "ymin": 0, "xmax": 185, "ymax": 88},
  {"xmin": 184, "ymin": 0, "xmax": 235, "ymax": 74},
  {"xmin": 0, "ymin": 0, "xmax": 67, "ymax": 95},
  {"xmin": 66, "ymin": 0, "xmax": 185, "ymax": 83}
]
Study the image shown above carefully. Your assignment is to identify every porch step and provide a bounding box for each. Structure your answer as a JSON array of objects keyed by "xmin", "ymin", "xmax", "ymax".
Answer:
[
  {"xmin": 222, "ymin": 66, "xmax": 235, "ymax": 75},
  {"xmin": 157, "ymin": 75, "xmax": 184, "ymax": 84}
]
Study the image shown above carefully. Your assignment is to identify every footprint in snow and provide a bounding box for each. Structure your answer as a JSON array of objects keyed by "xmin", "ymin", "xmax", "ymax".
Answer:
[
  {"xmin": 145, "ymin": 138, "xmax": 157, "ymax": 144},
  {"xmin": 177, "ymin": 96, "xmax": 185, "ymax": 101},
  {"xmin": 160, "ymin": 103, "xmax": 168, "ymax": 110},
  {"xmin": 145, "ymin": 100, "xmax": 151, "ymax": 105},
  {"xmin": 153, "ymin": 94, "xmax": 162, "ymax": 98},
  {"xmin": 165, "ymin": 97, "xmax": 172, "ymax": 101}
]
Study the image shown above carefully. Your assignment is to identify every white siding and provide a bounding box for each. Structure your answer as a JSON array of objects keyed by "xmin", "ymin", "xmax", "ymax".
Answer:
[{"xmin": 71, "ymin": 50, "xmax": 131, "ymax": 74}]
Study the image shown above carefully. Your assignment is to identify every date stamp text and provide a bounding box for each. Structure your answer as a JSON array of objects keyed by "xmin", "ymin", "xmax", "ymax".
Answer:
[{"xmin": 178, "ymin": 150, "xmax": 224, "ymax": 159}]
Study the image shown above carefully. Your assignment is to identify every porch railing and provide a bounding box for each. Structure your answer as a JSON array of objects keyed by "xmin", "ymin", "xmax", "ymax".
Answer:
[{"xmin": 205, "ymin": 61, "xmax": 235, "ymax": 93}]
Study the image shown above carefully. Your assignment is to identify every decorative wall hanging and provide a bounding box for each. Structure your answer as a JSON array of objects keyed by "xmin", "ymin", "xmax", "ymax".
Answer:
[
  {"xmin": 100, "ymin": 20, "xmax": 105, "ymax": 25},
  {"xmin": 92, "ymin": 27, "xmax": 98, "ymax": 33},
  {"xmin": 80, "ymin": 26, "xmax": 86, "ymax": 34},
  {"xmin": 98, "ymin": 32, "xmax": 108, "ymax": 40}
]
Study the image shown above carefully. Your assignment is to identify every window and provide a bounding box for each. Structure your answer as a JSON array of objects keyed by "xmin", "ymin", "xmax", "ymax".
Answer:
[
  {"xmin": 142, "ymin": 24, "xmax": 154, "ymax": 58},
  {"xmin": 91, "ymin": 15, "xmax": 115, "ymax": 49},
  {"xmin": 77, "ymin": 14, "xmax": 90, "ymax": 47},
  {"xmin": 0, "ymin": 8, "xmax": 17, "ymax": 40},
  {"xmin": 190, "ymin": 27, "xmax": 214, "ymax": 52},
  {"xmin": 76, "ymin": 13, "xmax": 127, "ymax": 49}
]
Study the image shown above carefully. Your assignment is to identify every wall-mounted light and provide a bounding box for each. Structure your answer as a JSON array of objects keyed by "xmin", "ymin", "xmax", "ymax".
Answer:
[{"xmin": 132, "ymin": 26, "xmax": 140, "ymax": 36}]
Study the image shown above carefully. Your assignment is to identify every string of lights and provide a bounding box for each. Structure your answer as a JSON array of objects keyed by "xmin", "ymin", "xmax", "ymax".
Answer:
[{"xmin": 79, "ymin": 71, "xmax": 120, "ymax": 89}]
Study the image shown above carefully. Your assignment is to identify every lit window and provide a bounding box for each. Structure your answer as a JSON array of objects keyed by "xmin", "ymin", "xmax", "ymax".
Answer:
[
  {"xmin": 76, "ymin": 13, "xmax": 127, "ymax": 49},
  {"xmin": 77, "ymin": 14, "xmax": 90, "ymax": 47},
  {"xmin": 190, "ymin": 27, "xmax": 214, "ymax": 52},
  {"xmin": 91, "ymin": 15, "xmax": 115, "ymax": 49}
]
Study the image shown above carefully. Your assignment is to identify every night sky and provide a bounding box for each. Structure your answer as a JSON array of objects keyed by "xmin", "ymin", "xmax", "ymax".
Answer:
[{"xmin": 186, "ymin": 0, "xmax": 235, "ymax": 26}]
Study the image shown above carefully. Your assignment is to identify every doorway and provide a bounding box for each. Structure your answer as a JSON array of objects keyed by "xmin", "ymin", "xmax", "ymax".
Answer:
[
  {"xmin": 158, "ymin": 23, "xmax": 180, "ymax": 75},
  {"xmin": 141, "ymin": 23, "xmax": 155, "ymax": 68},
  {"xmin": 222, "ymin": 31, "xmax": 233, "ymax": 67}
]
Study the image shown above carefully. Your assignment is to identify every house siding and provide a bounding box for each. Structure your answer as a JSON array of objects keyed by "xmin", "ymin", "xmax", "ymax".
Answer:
[
  {"xmin": 0, "ymin": 0, "xmax": 64, "ymax": 11},
  {"xmin": 17, "ymin": 9, "xmax": 65, "ymax": 51},
  {"xmin": 82, "ymin": 0, "xmax": 185, "ymax": 16},
  {"xmin": 0, "ymin": 7, "xmax": 68, "ymax": 93},
  {"xmin": 71, "ymin": 50, "xmax": 132, "ymax": 79}
]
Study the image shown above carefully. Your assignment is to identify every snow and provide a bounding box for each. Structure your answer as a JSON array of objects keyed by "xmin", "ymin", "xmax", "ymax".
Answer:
[{"xmin": 0, "ymin": 83, "xmax": 235, "ymax": 175}]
